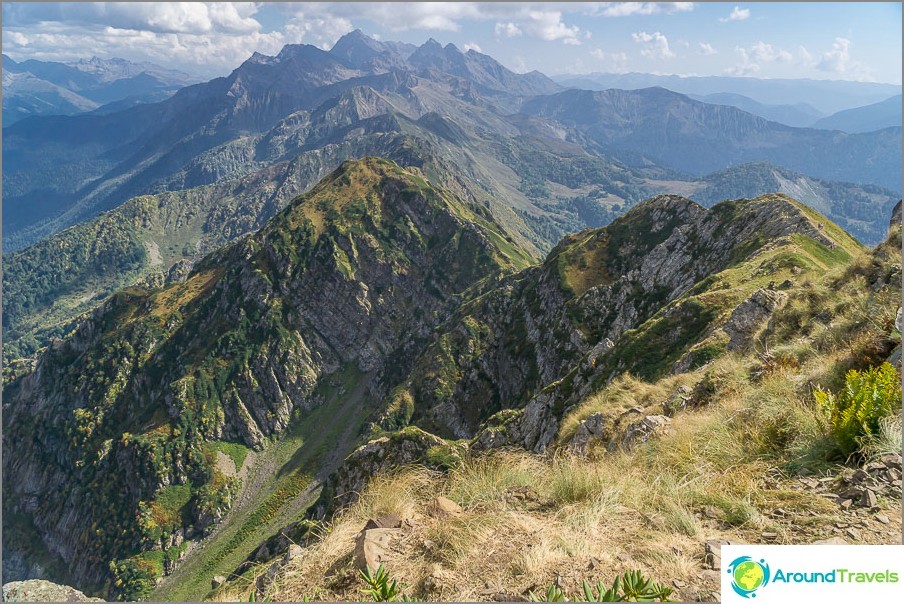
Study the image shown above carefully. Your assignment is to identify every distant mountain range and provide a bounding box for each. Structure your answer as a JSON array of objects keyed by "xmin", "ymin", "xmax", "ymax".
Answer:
[
  {"xmin": 813, "ymin": 94, "xmax": 902, "ymax": 133},
  {"xmin": 4, "ymin": 32, "xmax": 901, "ymax": 258},
  {"xmin": 1, "ymin": 54, "xmax": 198, "ymax": 125},
  {"xmin": 553, "ymin": 72, "xmax": 901, "ymax": 115},
  {"xmin": 521, "ymin": 87, "xmax": 901, "ymax": 190},
  {"xmin": 687, "ymin": 92, "xmax": 824, "ymax": 128}
]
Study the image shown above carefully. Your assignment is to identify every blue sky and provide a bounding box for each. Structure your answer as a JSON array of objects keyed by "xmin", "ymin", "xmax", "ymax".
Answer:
[{"xmin": 2, "ymin": 2, "xmax": 901, "ymax": 83}]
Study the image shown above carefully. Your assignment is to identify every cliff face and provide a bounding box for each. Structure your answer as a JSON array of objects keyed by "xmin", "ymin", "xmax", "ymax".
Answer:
[
  {"xmin": 1, "ymin": 158, "xmax": 529, "ymax": 594},
  {"xmin": 386, "ymin": 193, "xmax": 860, "ymax": 443}
]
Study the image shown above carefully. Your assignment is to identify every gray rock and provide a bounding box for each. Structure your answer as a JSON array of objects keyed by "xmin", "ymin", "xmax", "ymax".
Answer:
[
  {"xmin": 2, "ymin": 580, "xmax": 103, "ymax": 602},
  {"xmin": 621, "ymin": 415, "xmax": 672, "ymax": 450},
  {"xmin": 812, "ymin": 537, "xmax": 847, "ymax": 545},
  {"xmin": 704, "ymin": 539, "xmax": 734, "ymax": 570},
  {"xmin": 724, "ymin": 289, "xmax": 788, "ymax": 351},
  {"xmin": 211, "ymin": 575, "xmax": 227, "ymax": 590}
]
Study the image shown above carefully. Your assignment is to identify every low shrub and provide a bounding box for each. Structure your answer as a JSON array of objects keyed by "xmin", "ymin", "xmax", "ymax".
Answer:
[{"xmin": 815, "ymin": 362, "xmax": 902, "ymax": 456}]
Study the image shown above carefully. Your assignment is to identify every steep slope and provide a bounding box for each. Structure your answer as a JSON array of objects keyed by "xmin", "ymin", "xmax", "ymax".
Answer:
[
  {"xmin": 521, "ymin": 87, "xmax": 902, "ymax": 191},
  {"xmin": 383, "ymin": 193, "xmax": 862, "ymax": 444},
  {"xmin": 1, "ymin": 158, "xmax": 531, "ymax": 599},
  {"xmin": 813, "ymin": 94, "xmax": 902, "ymax": 133}
]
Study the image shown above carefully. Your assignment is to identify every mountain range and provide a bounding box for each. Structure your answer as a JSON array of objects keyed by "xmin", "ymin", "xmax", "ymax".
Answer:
[
  {"xmin": 1, "ymin": 54, "xmax": 197, "ymax": 126},
  {"xmin": 2, "ymin": 33, "xmax": 902, "ymax": 600},
  {"xmin": 3, "ymin": 31, "xmax": 901, "ymax": 256},
  {"xmin": 813, "ymin": 94, "xmax": 903, "ymax": 133},
  {"xmin": 552, "ymin": 71, "xmax": 901, "ymax": 115}
]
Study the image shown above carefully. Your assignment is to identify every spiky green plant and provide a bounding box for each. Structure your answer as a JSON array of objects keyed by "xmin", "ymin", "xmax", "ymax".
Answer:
[
  {"xmin": 360, "ymin": 564, "xmax": 410, "ymax": 602},
  {"xmin": 530, "ymin": 570, "xmax": 673, "ymax": 602}
]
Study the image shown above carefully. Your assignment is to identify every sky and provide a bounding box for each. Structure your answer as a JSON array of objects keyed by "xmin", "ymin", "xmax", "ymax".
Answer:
[{"xmin": 2, "ymin": 2, "xmax": 901, "ymax": 84}]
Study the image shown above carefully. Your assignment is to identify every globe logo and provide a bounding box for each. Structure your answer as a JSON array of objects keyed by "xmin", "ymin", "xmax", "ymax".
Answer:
[{"xmin": 727, "ymin": 556, "xmax": 771, "ymax": 598}]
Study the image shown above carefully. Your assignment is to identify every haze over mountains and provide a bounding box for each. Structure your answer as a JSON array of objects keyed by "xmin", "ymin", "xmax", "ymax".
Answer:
[
  {"xmin": 2, "ymin": 30, "xmax": 901, "ymax": 254},
  {"xmin": 552, "ymin": 71, "xmax": 901, "ymax": 115},
  {"xmin": 1, "ymin": 54, "xmax": 198, "ymax": 125},
  {"xmin": 2, "ymin": 29, "xmax": 900, "ymax": 364}
]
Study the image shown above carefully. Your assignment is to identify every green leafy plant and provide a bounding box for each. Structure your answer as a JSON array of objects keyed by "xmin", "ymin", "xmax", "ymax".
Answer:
[
  {"xmin": 815, "ymin": 362, "xmax": 902, "ymax": 456},
  {"xmin": 530, "ymin": 584, "xmax": 569, "ymax": 602},
  {"xmin": 530, "ymin": 571, "xmax": 673, "ymax": 602},
  {"xmin": 360, "ymin": 564, "xmax": 410, "ymax": 602}
]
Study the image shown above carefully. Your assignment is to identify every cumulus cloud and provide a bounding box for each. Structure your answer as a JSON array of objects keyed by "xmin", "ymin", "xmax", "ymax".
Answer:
[
  {"xmin": 462, "ymin": 42, "xmax": 483, "ymax": 53},
  {"xmin": 817, "ymin": 37, "xmax": 856, "ymax": 74},
  {"xmin": 719, "ymin": 6, "xmax": 750, "ymax": 22},
  {"xmin": 494, "ymin": 22, "xmax": 522, "ymax": 37},
  {"xmin": 632, "ymin": 31, "xmax": 675, "ymax": 59},
  {"xmin": 698, "ymin": 42, "xmax": 717, "ymax": 55},
  {"xmin": 593, "ymin": 2, "xmax": 696, "ymax": 17},
  {"xmin": 727, "ymin": 40, "xmax": 791, "ymax": 76},
  {"xmin": 523, "ymin": 10, "xmax": 582, "ymax": 44},
  {"xmin": 590, "ymin": 48, "xmax": 629, "ymax": 72}
]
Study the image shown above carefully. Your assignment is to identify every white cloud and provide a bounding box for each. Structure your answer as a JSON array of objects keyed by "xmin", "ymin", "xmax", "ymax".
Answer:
[
  {"xmin": 462, "ymin": 42, "xmax": 482, "ymax": 53},
  {"xmin": 593, "ymin": 3, "xmax": 696, "ymax": 17},
  {"xmin": 817, "ymin": 37, "xmax": 855, "ymax": 74},
  {"xmin": 494, "ymin": 22, "xmax": 522, "ymax": 37},
  {"xmin": 698, "ymin": 42, "xmax": 717, "ymax": 55},
  {"xmin": 727, "ymin": 40, "xmax": 791, "ymax": 76},
  {"xmin": 523, "ymin": 10, "xmax": 582, "ymax": 45},
  {"xmin": 632, "ymin": 31, "xmax": 675, "ymax": 59},
  {"xmin": 589, "ymin": 48, "xmax": 629, "ymax": 72},
  {"xmin": 719, "ymin": 6, "xmax": 750, "ymax": 22},
  {"xmin": 0, "ymin": 3, "xmax": 355, "ymax": 75}
]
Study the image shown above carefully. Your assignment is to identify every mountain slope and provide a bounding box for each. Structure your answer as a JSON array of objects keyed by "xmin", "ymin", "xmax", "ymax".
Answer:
[
  {"xmin": 521, "ymin": 87, "xmax": 902, "ymax": 192},
  {"xmin": 553, "ymin": 72, "xmax": 901, "ymax": 115},
  {"xmin": 1, "ymin": 34, "xmax": 560, "ymax": 251},
  {"xmin": 384, "ymin": 193, "xmax": 863, "ymax": 445},
  {"xmin": 813, "ymin": 94, "xmax": 902, "ymax": 133},
  {"xmin": 688, "ymin": 92, "xmax": 823, "ymax": 127},
  {"xmin": 1, "ymin": 158, "xmax": 531, "ymax": 599},
  {"xmin": 687, "ymin": 161, "xmax": 901, "ymax": 245},
  {"xmin": 1, "ymin": 54, "xmax": 195, "ymax": 125}
]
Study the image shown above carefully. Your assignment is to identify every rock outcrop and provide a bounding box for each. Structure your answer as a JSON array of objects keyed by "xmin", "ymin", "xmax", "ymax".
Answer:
[
  {"xmin": 723, "ymin": 289, "xmax": 788, "ymax": 351},
  {"xmin": 2, "ymin": 580, "xmax": 103, "ymax": 602}
]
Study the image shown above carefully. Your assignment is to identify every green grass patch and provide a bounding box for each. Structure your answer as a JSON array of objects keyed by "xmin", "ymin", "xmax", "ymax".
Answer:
[{"xmin": 210, "ymin": 441, "xmax": 251, "ymax": 471}]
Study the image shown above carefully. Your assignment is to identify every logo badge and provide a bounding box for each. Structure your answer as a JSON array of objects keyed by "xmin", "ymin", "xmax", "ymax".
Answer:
[{"xmin": 728, "ymin": 556, "xmax": 771, "ymax": 598}]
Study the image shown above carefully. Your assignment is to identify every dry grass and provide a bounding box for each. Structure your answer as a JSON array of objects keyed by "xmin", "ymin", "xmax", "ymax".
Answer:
[{"xmin": 254, "ymin": 239, "xmax": 901, "ymax": 602}]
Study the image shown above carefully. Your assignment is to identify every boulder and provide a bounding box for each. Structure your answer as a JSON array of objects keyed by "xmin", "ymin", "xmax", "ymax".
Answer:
[
  {"xmin": 724, "ymin": 289, "xmax": 788, "ymax": 351},
  {"xmin": 211, "ymin": 575, "xmax": 227, "ymax": 590},
  {"xmin": 621, "ymin": 415, "xmax": 672, "ymax": 450},
  {"xmin": 427, "ymin": 496, "xmax": 463, "ymax": 517},
  {"xmin": 704, "ymin": 539, "xmax": 734, "ymax": 570},
  {"xmin": 354, "ymin": 528, "xmax": 402, "ymax": 571},
  {"xmin": 569, "ymin": 412, "xmax": 609, "ymax": 454},
  {"xmin": 2, "ymin": 581, "xmax": 103, "ymax": 602}
]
